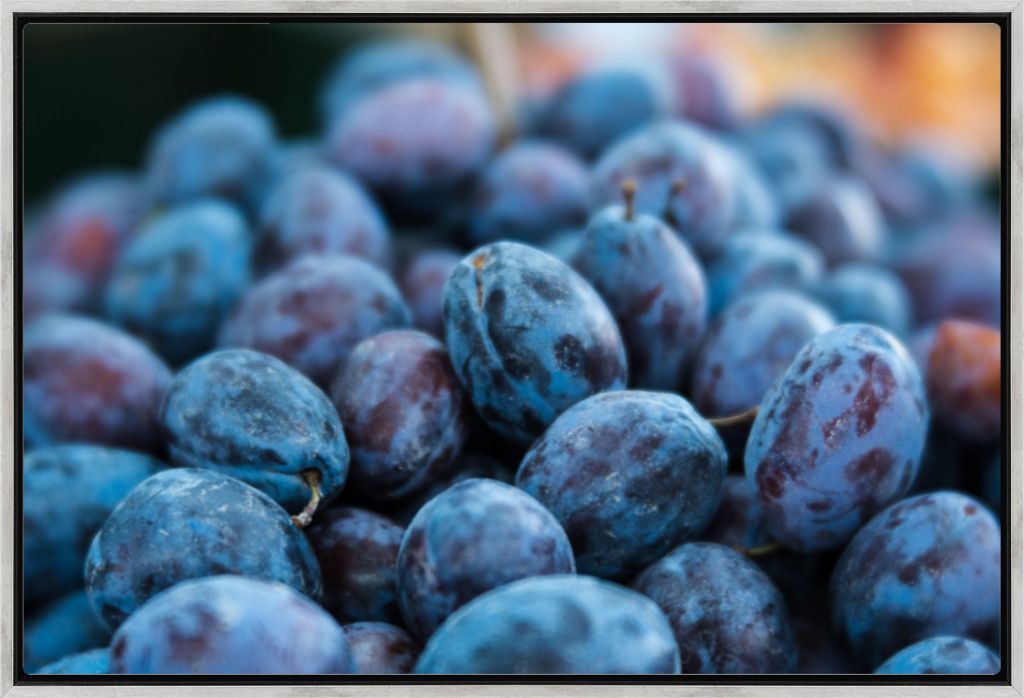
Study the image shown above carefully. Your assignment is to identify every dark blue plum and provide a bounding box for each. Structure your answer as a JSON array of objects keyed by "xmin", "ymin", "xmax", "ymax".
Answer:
[
  {"xmin": 329, "ymin": 330, "xmax": 469, "ymax": 502},
  {"xmin": 466, "ymin": 140, "xmax": 589, "ymax": 245},
  {"xmin": 397, "ymin": 248, "xmax": 461, "ymax": 339},
  {"xmin": 144, "ymin": 95, "xmax": 277, "ymax": 213},
  {"xmin": 24, "ymin": 445, "xmax": 164, "ymax": 605},
  {"xmin": 160, "ymin": 349, "xmax": 349, "ymax": 514},
  {"xmin": 670, "ymin": 54, "xmax": 740, "ymax": 131},
  {"xmin": 255, "ymin": 167, "xmax": 390, "ymax": 274},
  {"xmin": 591, "ymin": 121, "xmax": 739, "ymax": 258},
  {"xmin": 874, "ymin": 636, "xmax": 999, "ymax": 675},
  {"xmin": 344, "ymin": 622, "xmax": 420, "ymax": 675},
  {"xmin": 326, "ymin": 78, "xmax": 496, "ymax": 221},
  {"xmin": 517, "ymin": 390, "xmax": 727, "ymax": 579},
  {"xmin": 24, "ymin": 315, "xmax": 172, "ymax": 452},
  {"xmin": 85, "ymin": 468, "xmax": 322, "ymax": 629},
  {"xmin": 632, "ymin": 542, "xmax": 797, "ymax": 674},
  {"xmin": 816, "ymin": 262, "xmax": 912, "ymax": 335},
  {"xmin": 219, "ymin": 256, "xmax": 410, "ymax": 389},
  {"xmin": 534, "ymin": 68, "xmax": 666, "ymax": 159},
  {"xmin": 705, "ymin": 230, "xmax": 825, "ymax": 317},
  {"xmin": 395, "ymin": 478, "xmax": 575, "ymax": 641},
  {"xmin": 443, "ymin": 241, "xmax": 627, "ymax": 445},
  {"xmin": 692, "ymin": 290, "xmax": 835, "ymax": 418},
  {"xmin": 785, "ymin": 176, "xmax": 885, "ymax": 267},
  {"xmin": 319, "ymin": 39, "xmax": 483, "ymax": 124},
  {"xmin": 415, "ymin": 575, "xmax": 680, "ymax": 674},
  {"xmin": 830, "ymin": 492, "xmax": 1001, "ymax": 669},
  {"xmin": 305, "ymin": 507, "xmax": 404, "ymax": 625},
  {"xmin": 35, "ymin": 648, "xmax": 110, "ymax": 675},
  {"xmin": 105, "ymin": 199, "xmax": 252, "ymax": 365},
  {"xmin": 24, "ymin": 591, "xmax": 112, "ymax": 672},
  {"xmin": 109, "ymin": 575, "xmax": 353, "ymax": 674},
  {"xmin": 745, "ymin": 324, "xmax": 928, "ymax": 552},
  {"xmin": 570, "ymin": 200, "xmax": 708, "ymax": 391}
]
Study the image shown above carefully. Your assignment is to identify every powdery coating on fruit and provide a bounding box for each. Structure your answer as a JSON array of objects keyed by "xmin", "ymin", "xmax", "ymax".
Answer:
[
  {"xmin": 35, "ymin": 648, "xmax": 110, "ymax": 675},
  {"xmin": 466, "ymin": 141, "xmax": 590, "ymax": 245},
  {"xmin": 219, "ymin": 256, "xmax": 411, "ymax": 389},
  {"xmin": 706, "ymin": 230, "xmax": 825, "ymax": 317},
  {"xmin": 398, "ymin": 248, "xmax": 462, "ymax": 339},
  {"xmin": 25, "ymin": 590, "xmax": 113, "ymax": 672},
  {"xmin": 535, "ymin": 69, "xmax": 665, "ymax": 160},
  {"xmin": 23, "ymin": 315, "xmax": 172, "ymax": 452},
  {"xmin": 923, "ymin": 320, "xmax": 1000, "ymax": 442},
  {"xmin": 816, "ymin": 263, "xmax": 912, "ymax": 335},
  {"xmin": 517, "ymin": 391, "xmax": 727, "ymax": 579},
  {"xmin": 570, "ymin": 206, "xmax": 708, "ymax": 391},
  {"xmin": 692, "ymin": 290, "xmax": 835, "ymax": 418},
  {"xmin": 255, "ymin": 167, "xmax": 390, "ymax": 274},
  {"xmin": 396, "ymin": 478, "xmax": 575, "ymax": 641},
  {"xmin": 160, "ymin": 349, "xmax": 349, "ymax": 512},
  {"xmin": 24, "ymin": 172, "xmax": 145, "ymax": 318},
  {"xmin": 443, "ymin": 242, "xmax": 627, "ymax": 445},
  {"xmin": 145, "ymin": 95, "xmax": 277, "ymax": 212},
  {"xmin": 344, "ymin": 622, "xmax": 420, "ymax": 674},
  {"xmin": 326, "ymin": 78, "xmax": 496, "ymax": 220},
  {"xmin": 105, "ymin": 199, "xmax": 252, "ymax": 365},
  {"xmin": 331, "ymin": 330, "xmax": 469, "ymax": 502},
  {"xmin": 591, "ymin": 121, "xmax": 739, "ymax": 258},
  {"xmin": 785, "ymin": 177, "xmax": 885, "ymax": 267},
  {"xmin": 109, "ymin": 575, "xmax": 353, "ymax": 674},
  {"xmin": 830, "ymin": 492, "xmax": 1001, "ymax": 669},
  {"xmin": 745, "ymin": 324, "xmax": 928, "ymax": 552},
  {"xmin": 23, "ymin": 446, "xmax": 164, "ymax": 605},
  {"xmin": 632, "ymin": 542, "xmax": 797, "ymax": 674},
  {"xmin": 701, "ymin": 476, "xmax": 773, "ymax": 550},
  {"xmin": 85, "ymin": 468, "xmax": 322, "ymax": 629},
  {"xmin": 305, "ymin": 507, "xmax": 404, "ymax": 625},
  {"xmin": 874, "ymin": 636, "xmax": 999, "ymax": 675},
  {"xmin": 415, "ymin": 574, "xmax": 680, "ymax": 674}
]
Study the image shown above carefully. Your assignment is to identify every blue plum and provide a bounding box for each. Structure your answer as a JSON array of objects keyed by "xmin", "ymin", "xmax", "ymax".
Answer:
[
  {"xmin": 590, "ymin": 121, "xmax": 739, "ymax": 258},
  {"xmin": 144, "ymin": 95, "xmax": 277, "ymax": 213},
  {"xmin": 219, "ymin": 256, "xmax": 410, "ymax": 388},
  {"xmin": 745, "ymin": 324, "xmax": 929, "ymax": 552},
  {"xmin": 517, "ymin": 390, "xmax": 727, "ymax": 579},
  {"xmin": 85, "ymin": 468, "xmax": 322, "ymax": 629},
  {"xmin": 415, "ymin": 575, "xmax": 680, "ymax": 674},
  {"xmin": 816, "ymin": 263, "xmax": 912, "ymax": 335},
  {"xmin": 23, "ymin": 315, "xmax": 172, "ymax": 452},
  {"xmin": 305, "ymin": 507, "xmax": 404, "ymax": 625},
  {"xmin": 397, "ymin": 247, "xmax": 461, "ymax": 339},
  {"xmin": 874, "ymin": 636, "xmax": 999, "ymax": 675},
  {"xmin": 443, "ymin": 241, "xmax": 627, "ymax": 445},
  {"xmin": 534, "ymin": 68, "xmax": 666, "ymax": 159},
  {"xmin": 632, "ymin": 542, "xmax": 797, "ymax": 673},
  {"xmin": 692, "ymin": 290, "xmax": 835, "ymax": 418},
  {"xmin": 160, "ymin": 349, "xmax": 349, "ymax": 515},
  {"xmin": 24, "ymin": 445, "xmax": 164, "ymax": 605},
  {"xmin": 395, "ymin": 478, "xmax": 575, "ymax": 641},
  {"xmin": 705, "ymin": 229, "xmax": 825, "ymax": 317},
  {"xmin": 465, "ymin": 140, "xmax": 589, "ymax": 246},
  {"xmin": 344, "ymin": 622, "xmax": 420, "ymax": 675},
  {"xmin": 105, "ymin": 199, "xmax": 251, "ymax": 365},
  {"xmin": 329, "ymin": 330, "xmax": 469, "ymax": 502},
  {"xmin": 670, "ymin": 54, "xmax": 740, "ymax": 132},
  {"xmin": 570, "ymin": 195, "xmax": 708, "ymax": 391},
  {"xmin": 35, "ymin": 648, "xmax": 110, "ymax": 675},
  {"xmin": 785, "ymin": 177, "xmax": 885, "ymax": 267},
  {"xmin": 326, "ymin": 78, "xmax": 496, "ymax": 221},
  {"xmin": 254, "ymin": 167, "xmax": 390, "ymax": 274},
  {"xmin": 24, "ymin": 590, "xmax": 111, "ymax": 672},
  {"xmin": 109, "ymin": 575, "xmax": 353, "ymax": 674},
  {"xmin": 830, "ymin": 492, "xmax": 1001, "ymax": 669}
]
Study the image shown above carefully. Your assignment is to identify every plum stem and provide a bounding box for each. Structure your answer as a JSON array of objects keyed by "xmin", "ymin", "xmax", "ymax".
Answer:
[
  {"xmin": 291, "ymin": 470, "xmax": 322, "ymax": 529},
  {"xmin": 664, "ymin": 177, "xmax": 687, "ymax": 224},
  {"xmin": 734, "ymin": 541, "xmax": 784, "ymax": 558},
  {"xmin": 709, "ymin": 405, "xmax": 760, "ymax": 428},
  {"xmin": 622, "ymin": 179, "xmax": 637, "ymax": 222}
]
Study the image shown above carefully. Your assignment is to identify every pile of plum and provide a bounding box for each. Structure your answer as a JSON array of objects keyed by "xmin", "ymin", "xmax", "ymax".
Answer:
[{"xmin": 22, "ymin": 37, "xmax": 1002, "ymax": 676}]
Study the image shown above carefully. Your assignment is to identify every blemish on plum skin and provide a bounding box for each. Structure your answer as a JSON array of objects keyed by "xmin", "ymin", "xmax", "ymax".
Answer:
[{"xmin": 964, "ymin": 504, "xmax": 977, "ymax": 516}]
